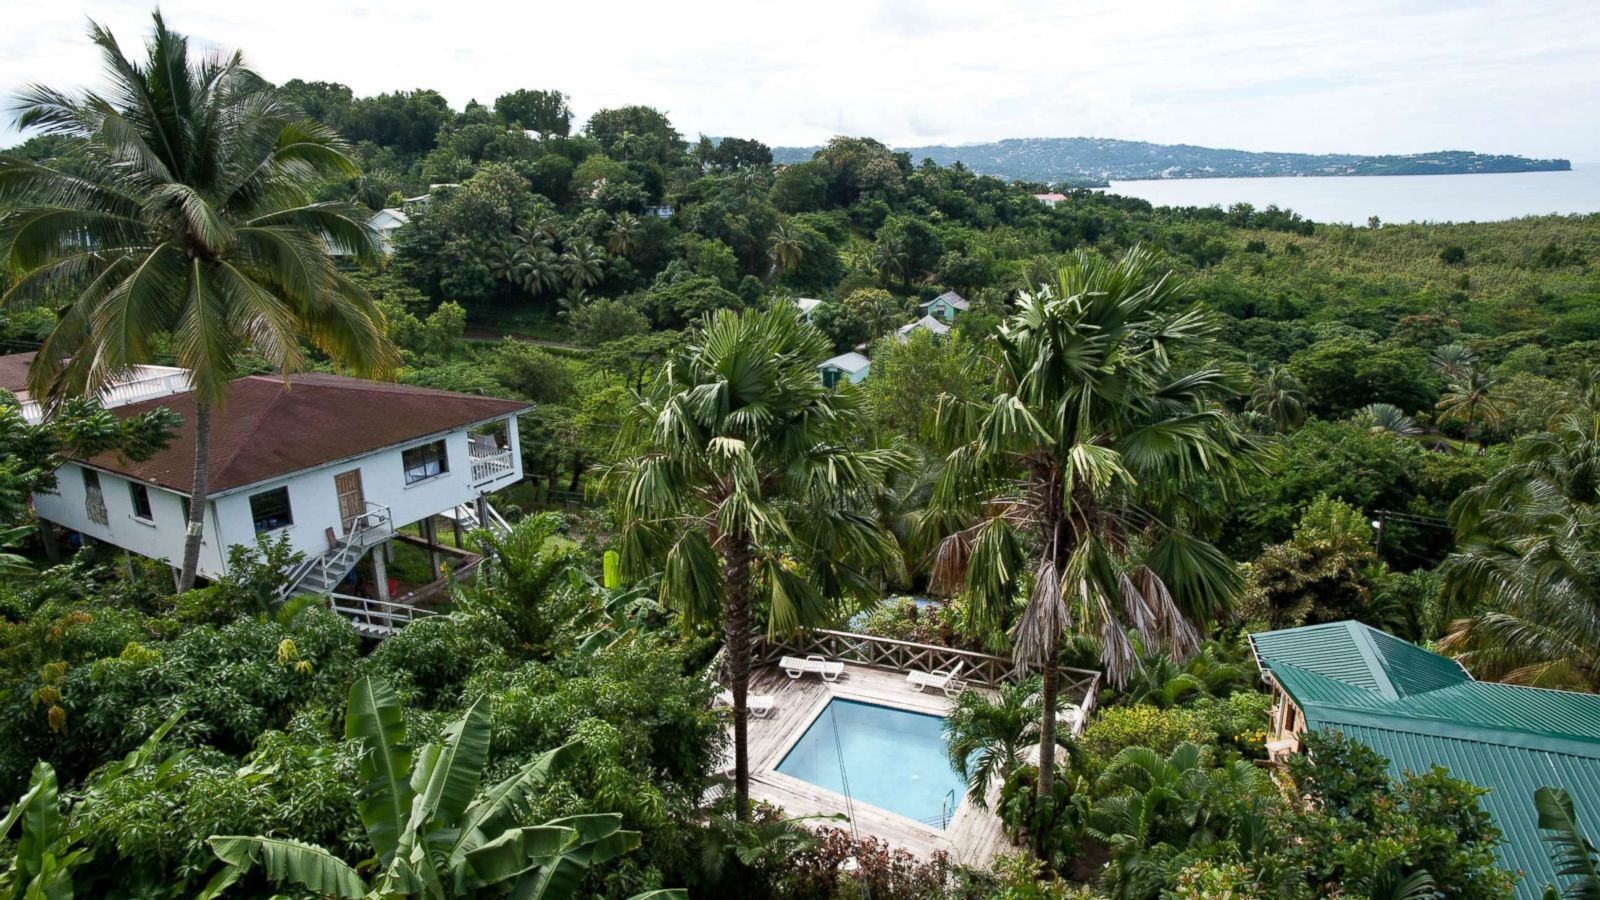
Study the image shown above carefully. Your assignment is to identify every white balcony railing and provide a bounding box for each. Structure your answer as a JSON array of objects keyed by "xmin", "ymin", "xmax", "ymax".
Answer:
[
  {"xmin": 19, "ymin": 366, "xmax": 191, "ymax": 424},
  {"xmin": 469, "ymin": 448, "xmax": 515, "ymax": 487}
]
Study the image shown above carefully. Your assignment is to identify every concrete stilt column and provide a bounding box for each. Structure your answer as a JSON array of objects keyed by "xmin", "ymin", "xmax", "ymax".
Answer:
[
  {"xmin": 372, "ymin": 542, "xmax": 391, "ymax": 602},
  {"xmin": 38, "ymin": 520, "xmax": 60, "ymax": 564},
  {"xmin": 423, "ymin": 516, "xmax": 440, "ymax": 576}
]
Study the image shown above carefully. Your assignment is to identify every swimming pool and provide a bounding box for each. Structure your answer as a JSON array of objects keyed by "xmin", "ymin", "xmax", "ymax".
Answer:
[{"xmin": 776, "ymin": 698, "xmax": 967, "ymax": 828}]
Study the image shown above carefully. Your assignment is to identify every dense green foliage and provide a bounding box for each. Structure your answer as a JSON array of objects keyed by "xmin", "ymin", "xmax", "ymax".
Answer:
[{"xmin": 6, "ymin": 10, "xmax": 1600, "ymax": 899}]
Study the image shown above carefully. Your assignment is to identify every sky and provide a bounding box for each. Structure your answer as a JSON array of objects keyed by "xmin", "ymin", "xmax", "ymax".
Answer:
[{"xmin": 2, "ymin": 0, "xmax": 1598, "ymax": 160}]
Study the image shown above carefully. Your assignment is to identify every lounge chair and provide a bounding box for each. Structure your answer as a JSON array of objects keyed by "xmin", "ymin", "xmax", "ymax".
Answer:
[
  {"xmin": 717, "ymin": 689, "xmax": 774, "ymax": 718},
  {"xmin": 906, "ymin": 661, "xmax": 965, "ymax": 696},
  {"xmin": 779, "ymin": 654, "xmax": 845, "ymax": 681}
]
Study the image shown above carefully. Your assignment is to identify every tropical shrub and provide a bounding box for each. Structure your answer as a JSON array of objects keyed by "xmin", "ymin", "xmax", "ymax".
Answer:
[{"xmin": 1079, "ymin": 705, "xmax": 1218, "ymax": 762}]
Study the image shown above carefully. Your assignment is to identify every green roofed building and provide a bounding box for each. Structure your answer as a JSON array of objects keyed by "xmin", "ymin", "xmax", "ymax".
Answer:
[{"xmin": 1249, "ymin": 620, "xmax": 1600, "ymax": 898}]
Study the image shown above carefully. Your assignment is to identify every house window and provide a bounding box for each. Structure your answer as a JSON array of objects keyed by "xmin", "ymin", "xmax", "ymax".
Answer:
[
  {"xmin": 249, "ymin": 486, "xmax": 294, "ymax": 534},
  {"xmin": 402, "ymin": 439, "xmax": 449, "ymax": 485},
  {"xmin": 821, "ymin": 368, "xmax": 841, "ymax": 389},
  {"xmin": 82, "ymin": 469, "xmax": 108, "ymax": 526},
  {"xmin": 129, "ymin": 483, "xmax": 153, "ymax": 521}
]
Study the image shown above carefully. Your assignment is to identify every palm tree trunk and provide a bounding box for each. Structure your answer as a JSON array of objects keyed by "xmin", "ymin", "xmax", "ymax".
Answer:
[
  {"xmin": 1037, "ymin": 636, "xmax": 1059, "ymax": 801},
  {"xmin": 177, "ymin": 400, "xmax": 210, "ymax": 592},
  {"xmin": 723, "ymin": 538, "xmax": 755, "ymax": 821}
]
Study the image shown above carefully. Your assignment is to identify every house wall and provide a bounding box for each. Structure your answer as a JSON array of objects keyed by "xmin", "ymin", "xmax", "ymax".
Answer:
[
  {"xmin": 34, "ymin": 416, "xmax": 522, "ymax": 580},
  {"xmin": 33, "ymin": 463, "xmax": 229, "ymax": 575},
  {"xmin": 927, "ymin": 298, "xmax": 957, "ymax": 322}
]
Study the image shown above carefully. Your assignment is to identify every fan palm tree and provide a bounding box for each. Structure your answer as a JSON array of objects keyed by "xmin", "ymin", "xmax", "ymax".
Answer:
[
  {"xmin": 1439, "ymin": 384, "xmax": 1600, "ymax": 689},
  {"xmin": 1430, "ymin": 343, "xmax": 1476, "ymax": 381},
  {"xmin": 604, "ymin": 306, "xmax": 910, "ymax": 819},
  {"xmin": 1248, "ymin": 365, "xmax": 1306, "ymax": 433},
  {"xmin": 204, "ymin": 677, "xmax": 674, "ymax": 900},
  {"xmin": 1437, "ymin": 365, "xmax": 1508, "ymax": 453},
  {"xmin": 606, "ymin": 212, "xmax": 642, "ymax": 259},
  {"xmin": 0, "ymin": 14, "xmax": 396, "ymax": 590},
  {"xmin": 560, "ymin": 239, "xmax": 606, "ymax": 291},
  {"xmin": 943, "ymin": 678, "xmax": 1045, "ymax": 806},
  {"xmin": 925, "ymin": 247, "xmax": 1260, "ymax": 803},
  {"xmin": 1352, "ymin": 402, "xmax": 1422, "ymax": 437},
  {"xmin": 767, "ymin": 218, "xmax": 803, "ymax": 283}
]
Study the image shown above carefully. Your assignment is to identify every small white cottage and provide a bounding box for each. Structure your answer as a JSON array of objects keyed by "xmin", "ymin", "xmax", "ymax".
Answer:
[{"xmin": 818, "ymin": 351, "xmax": 871, "ymax": 388}]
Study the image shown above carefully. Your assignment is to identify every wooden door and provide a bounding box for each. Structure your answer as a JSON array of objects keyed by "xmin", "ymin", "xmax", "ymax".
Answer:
[{"xmin": 334, "ymin": 470, "xmax": 365, "ymax": 532}]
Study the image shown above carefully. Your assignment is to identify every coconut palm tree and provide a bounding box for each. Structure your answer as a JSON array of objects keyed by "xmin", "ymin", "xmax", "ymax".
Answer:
[
  {"xmin": 606, "ymin": 212, "xmax": 642, "ymax": 259},
  {"xmin": 943, "ymin": 678, "xmax": 1046, "ymax": 806},
  {"xmin": 604, "ymin": 306, "xmax": 910, "ymax": 819},
  {"xmin": 1248, "ymin": 365, "xmax": 1306, "ymax": 433},
  {"xmin": 0, "ymin": 13, "xmax": 396, "ymax": 590},
  {"xmin": 1437, "ymin": 365, "xmax": 1508, "ymax": 452},
  {"xmin": 1439, "ymin": 382, "xmax": 1600, "ymax": 689},
  {"xmin": 767, "ymin": 218, "xmax": 803, "ymax": 283},
  {"xmin": 560, "ymin": 239, "xmax": 606, "ymax": 291},
  {"xmin": 926, "ymin": 247, "xmax": 1260, "ymax": 804},
  {"xmin": 871, "ymin": 235, "xmax": 909, "ymax": 289}
]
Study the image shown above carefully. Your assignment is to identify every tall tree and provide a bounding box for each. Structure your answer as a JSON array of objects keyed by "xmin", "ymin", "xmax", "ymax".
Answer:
[
  {"xmin": 0, "ymin": 13, "xmax": 397, "ymax": 590},
  {"xmin": 1249, "ymin": 364, "xmax": 1307, "ymax": 433},
  {"xmin": 605, "ymin": 306, "xmax": 909, "ymax": 818},
  {"xmin": 927, "ymin": 247, "xmax": 1259, "ymax": 807}
]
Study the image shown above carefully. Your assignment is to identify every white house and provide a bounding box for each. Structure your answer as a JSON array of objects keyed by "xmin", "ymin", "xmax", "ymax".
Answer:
[
  {"xmin": 794, "ymin": 297, "xmax": 824, "ymax": 321},
  {"xmin": 918, "ymin": 290, "xmax": 969, "ymax": 323},
  {"xmin": 1032, "ymin": 192, "xmax": 1068, "ymax": 208},
  {"xmin": 1, "ymin": 352, "xmax": 190, "ymax": 425},
  {"xmin": 818, "ymin": 352, "xmax": 871, "ymax": 388},
  {"xmin": 896, "ymin": 315, "xmax": 951, "ymax": 344},
  {"xmin": 371, "ymin": 208, "xmax": 410, "ymax": 255},
  {"xmin": 25, "ymin": 368, "xmax": 529, "ymax": 625}
]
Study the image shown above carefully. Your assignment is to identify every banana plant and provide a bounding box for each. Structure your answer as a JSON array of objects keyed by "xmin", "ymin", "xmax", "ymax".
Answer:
[
  {"xmin": 0, "ymin": 762, "xmax": 77, "ymax": 899},
  {"xmin": 1535, "ymin": 786, "xmax": 1600, "ymax": 900},
  {"xmin": 204, "ymin": 676, "xmax": 681, "ymax": 899},
  {"xmin": 0, "ymin": 710, "xmax": 188, "ymax": 899}
]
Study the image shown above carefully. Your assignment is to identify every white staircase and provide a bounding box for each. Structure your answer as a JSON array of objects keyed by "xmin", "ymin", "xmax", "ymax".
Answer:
[
  {"xmin": 442, "ymin": 499, "xmax": 511, "ymax": 538},
  {"xmin": 275, "ymin": 503, "xmax": 394, "ymax": 603}
]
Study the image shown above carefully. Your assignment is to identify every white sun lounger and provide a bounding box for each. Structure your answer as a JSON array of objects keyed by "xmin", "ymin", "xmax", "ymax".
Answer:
[
  {"xmin": 906, "ymin": 661, "xmax": 965, "ymax": 696},
  {"xmin": 780, "ymin": 654, "xmax": 844, "ymax": 681},
  {"xmin": 717, "ymin": 689, "xmax": 774, "ymax": 718}
]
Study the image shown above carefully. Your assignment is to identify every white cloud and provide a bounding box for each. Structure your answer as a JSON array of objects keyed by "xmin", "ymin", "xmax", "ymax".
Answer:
[{"xmin": 1, "ymin": 0, "xmax": 1596, "ymax": 160}]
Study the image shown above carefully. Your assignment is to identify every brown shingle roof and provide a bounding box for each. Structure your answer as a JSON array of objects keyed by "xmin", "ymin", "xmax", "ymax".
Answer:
[
  {"xmin": 86, "ymin": 373, "xmax": 530, "ymax": 495},
  {"xmin": 0, "ymin": 352, "xmax": 37, "ymax": 395}
]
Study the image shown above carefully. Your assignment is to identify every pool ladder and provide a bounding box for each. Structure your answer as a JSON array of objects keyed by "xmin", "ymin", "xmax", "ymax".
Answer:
[{"xmin": 918, "ymin": 789, "xmax": 957, "ymax": 829}]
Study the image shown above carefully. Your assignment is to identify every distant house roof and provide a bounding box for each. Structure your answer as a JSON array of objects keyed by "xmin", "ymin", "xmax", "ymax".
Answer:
[
  {"xmin": 929, "ymin": 290, "xmax": 969, "ymax": 310},
  {"xmin": 819, "ymin": 352, "xmax": 871, "ymax": 374},
  {"xmin": 82, "ymin": 374, "xmax": 530, "ymax": 497},
  {"xmin": 795, "ymin": 297, "xmax": 824, "ymax": 316},
  {"xmin": 1033, "ymin": 192, "xmax": 1069, "ymax": 202},
  {"xmin": 0, "ymin": 351, "xmax": 35, "ymax": 396},
  {"xmin": 896, "ymin": 315, "xmax": 951, "ymax": 343},
  {"xmin": 371, "ymin": 208, "xmax": 410, "ymax": 231},
  {"xmin": 1252, "ymin": 621, "xmax": 1600, "ymax": 898}
]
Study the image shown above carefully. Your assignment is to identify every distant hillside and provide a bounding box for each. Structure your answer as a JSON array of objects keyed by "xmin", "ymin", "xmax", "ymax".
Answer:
[{"xmin": 771, "ymin": 137, "xmax": 1571, "ymax": 184}]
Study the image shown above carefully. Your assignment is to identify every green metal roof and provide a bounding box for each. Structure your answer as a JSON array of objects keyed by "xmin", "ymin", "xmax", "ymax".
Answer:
[
  {"xmin": 1252, "ymin": 621, "xmax": 1600, "ymax": 899},
  {"xmin": 1249, "ymin": 620, "xmax": 1471, "ymax": 699}
]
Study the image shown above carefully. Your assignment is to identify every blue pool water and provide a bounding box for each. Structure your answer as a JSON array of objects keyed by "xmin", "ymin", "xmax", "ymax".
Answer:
[{"xmin": 776, "ymin": 699, "xmax": 966, "ymax": 828}]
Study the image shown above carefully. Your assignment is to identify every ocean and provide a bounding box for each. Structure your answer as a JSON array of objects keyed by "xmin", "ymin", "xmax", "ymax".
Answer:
[{"xmin": 1107, "ymin": 165, "xmax": 1600, "ymax": 225}]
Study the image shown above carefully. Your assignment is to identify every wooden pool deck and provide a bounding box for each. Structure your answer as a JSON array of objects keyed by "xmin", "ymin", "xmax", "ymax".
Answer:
[{"xmin": 728, "ymin": 662, "xmax": 1014, "ymax": 866}]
